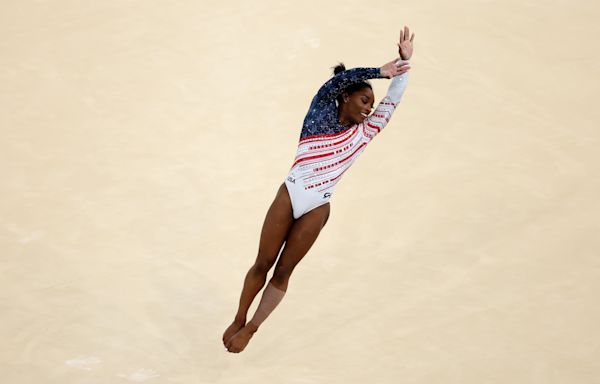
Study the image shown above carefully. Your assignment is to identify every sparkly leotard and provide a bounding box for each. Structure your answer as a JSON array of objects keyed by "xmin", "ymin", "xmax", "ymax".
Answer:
[{"xmin": 284, "ymin": 63, "xmax": 410, "ymax": 219}]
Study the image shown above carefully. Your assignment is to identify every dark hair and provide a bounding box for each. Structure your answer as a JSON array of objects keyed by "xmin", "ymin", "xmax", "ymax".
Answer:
[{"xmin": 332, "ymin": 62, "xmax": 372, "ymax": 104}]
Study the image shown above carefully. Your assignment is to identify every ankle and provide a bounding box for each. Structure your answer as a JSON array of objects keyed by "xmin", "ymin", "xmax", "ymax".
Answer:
[{"xmin": 246, "ymin": 321, "xmax": 259, "ymax": 333}]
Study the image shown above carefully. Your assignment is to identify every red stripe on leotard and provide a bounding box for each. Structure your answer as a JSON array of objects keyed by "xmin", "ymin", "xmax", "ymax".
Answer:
[{"xmin": 292, "ymin": 151, "xmax": 335, "ymax": 168}]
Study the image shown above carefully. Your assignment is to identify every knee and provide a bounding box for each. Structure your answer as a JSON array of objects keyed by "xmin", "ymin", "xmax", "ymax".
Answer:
[
  {"xmin": 253, "ymin": 258, "xmax": 275, "ymax": 275},
  {"xmin": 272, "ymin": 264, "xmax": 294, "ymax": 284}
]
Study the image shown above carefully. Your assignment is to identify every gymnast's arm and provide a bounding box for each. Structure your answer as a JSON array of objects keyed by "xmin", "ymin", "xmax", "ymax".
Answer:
[
  {"xmin": 313, "ymin": 67, "xmax": 382, "ymax": 105},
  {"xmin": 364, "ymin": 60, "xmax": 410, "ymax": 134},
  {"xmin": 312, "ymin": 58, "xmax": 409, "ymax": 105}
]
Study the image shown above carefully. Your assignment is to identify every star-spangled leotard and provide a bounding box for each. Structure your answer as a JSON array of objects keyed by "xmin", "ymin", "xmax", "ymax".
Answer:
[{"xmin": 284, "ymin": 62, "xmax": 410, "ymax": 219}]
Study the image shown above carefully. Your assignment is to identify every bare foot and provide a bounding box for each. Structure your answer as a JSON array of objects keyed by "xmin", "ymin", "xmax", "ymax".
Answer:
[
  {"xmin": 225, "ymin": 322, "xmax": 258, "ymax": 353},
  {"xmin": 222, "ymin": 319, "xmax": 245, "ymax": 346}
]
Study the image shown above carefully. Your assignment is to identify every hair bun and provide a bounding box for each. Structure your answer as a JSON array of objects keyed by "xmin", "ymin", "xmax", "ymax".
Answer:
[{"xmin": 333, "ymin": 63, "xmax": 346, "ymax": 75}]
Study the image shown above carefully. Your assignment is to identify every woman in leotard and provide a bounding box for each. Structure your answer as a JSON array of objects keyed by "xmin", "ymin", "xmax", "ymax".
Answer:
[{"xmin": 223, "ymin": 26, "xmax": 415, "ymax": 353}]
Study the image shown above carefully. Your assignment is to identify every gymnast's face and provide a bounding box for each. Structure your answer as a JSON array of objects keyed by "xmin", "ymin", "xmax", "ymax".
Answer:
[{"xmin": 342, "ymin": 87, "xmax": 375, "ymax": 125}]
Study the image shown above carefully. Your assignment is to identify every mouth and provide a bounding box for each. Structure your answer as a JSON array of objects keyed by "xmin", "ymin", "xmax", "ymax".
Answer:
[{"xmin": 360, "ymin": 112, "xmax": 368, "ymax": 118}]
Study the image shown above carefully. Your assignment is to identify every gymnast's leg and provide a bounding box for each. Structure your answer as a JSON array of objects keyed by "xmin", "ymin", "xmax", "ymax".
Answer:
[
  {"xmin": 226, "ymin": 202, "xmax": 330, "ymax": 353},
  {"xmin": 222, "ymin": 183, "xmax": 294, "ymax": 346}
]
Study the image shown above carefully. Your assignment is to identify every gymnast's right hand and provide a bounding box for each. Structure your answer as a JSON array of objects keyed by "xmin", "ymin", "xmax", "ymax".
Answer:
[{"xmin": 380, "ymin": 59, "xmax": 410, "ymax": 79}]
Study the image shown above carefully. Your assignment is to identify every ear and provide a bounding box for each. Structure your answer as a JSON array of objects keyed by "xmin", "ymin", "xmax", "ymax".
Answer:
[{"xmin": 341, "ymin": 91, "xmax": 350, "ymax": 103}]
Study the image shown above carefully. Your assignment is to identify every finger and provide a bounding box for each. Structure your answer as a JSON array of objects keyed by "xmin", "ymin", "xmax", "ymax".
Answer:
[
  {"xmin": 410, "ymin": 32, "xmax": 415, "ymax": 42},
  {"xmin": 399, "ymin": 29, "xmax": 403, "ymax": 42},
  {"xmin": 404, "ymin": 26, "xmax": 409, "ymax": 41}
]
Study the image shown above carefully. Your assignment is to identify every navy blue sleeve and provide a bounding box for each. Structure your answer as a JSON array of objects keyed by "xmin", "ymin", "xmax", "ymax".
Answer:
[
  {"xmin": 300, "ymin": 67, "xmax": 383, "ymax": 140},
  {"xmin": 315, "ymin": 67, "xmax": 383, "ymax": 104}
]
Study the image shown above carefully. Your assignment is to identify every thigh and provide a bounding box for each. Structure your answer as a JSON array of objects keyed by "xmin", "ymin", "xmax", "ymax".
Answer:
[
  {"xmin": 255, "ymin": 183, "xmax": 295, "ymax": 266},
  {"xmin": 274, "ymin": 202, "xmax": 330, "ymax": 273}
]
